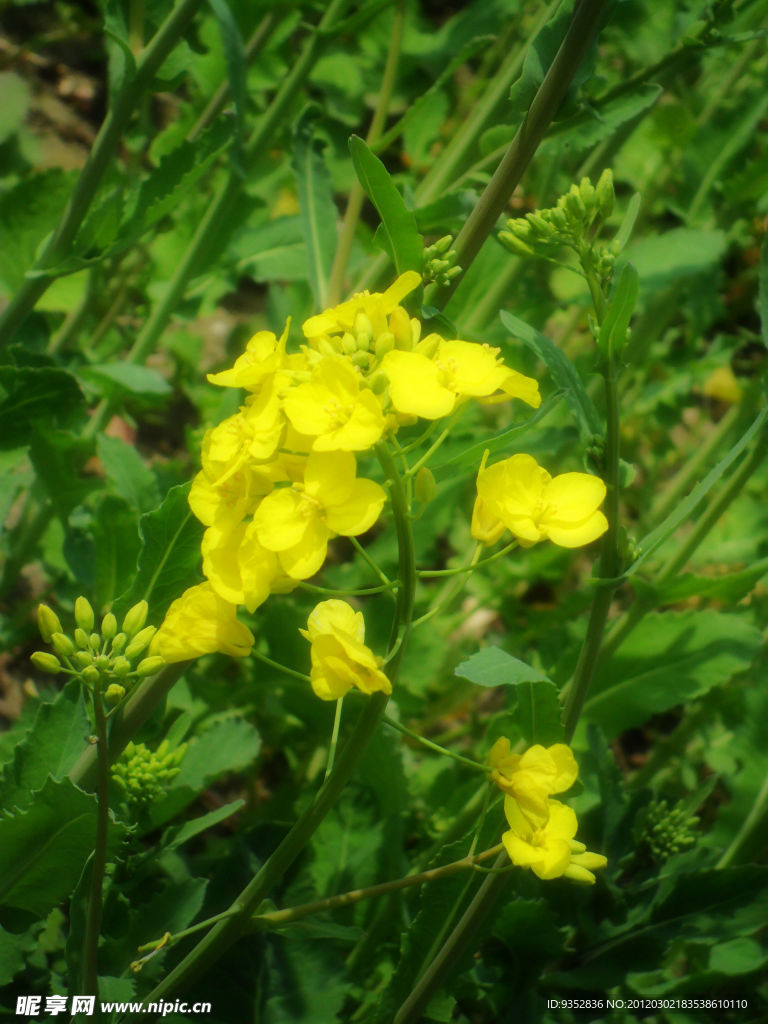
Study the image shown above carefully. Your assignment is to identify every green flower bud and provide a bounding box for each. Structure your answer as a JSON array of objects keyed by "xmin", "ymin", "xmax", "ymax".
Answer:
[
  {"xmin": 374, "ymin": 331, "xmax": 396, "ymax": 359},
  {"xmin": 95, "ymin": 654, "xmax": 111, "ymax": 672},
  {"xmin": 101, "ymin": 612, "xmax": 117, "ymax": 642},
  {"xmin": 579, "ymin": 176, "xmax": 596, "ymax": 206},
  {"xmin": 37, "ymin": 604, "xmax": 63, "ymax": 643},
  {"xmin": 81, "ymin": 666, "xmax": 100, "ymax": 686},
  {"xmin": 124, "ymin": 626, "xmax": 157, "ymax": 660},
  {"xmin": 341, "ymin": 332, "xmax": 357, "ymax": 354},
  {"xmin": 414, "ymin": 466, "xmax": 437, "ymax": 505},
  {"xmin": 112, "ymin": 656, "xmax": 131, "ymax": 678},
  {"xmin": 368, "ymin": 371, "xmax": 388, "ymax": 395},
  {"xmin": 51, "ymin": 632, "xmax": 75, "ymax": 658},
  {"xmin": 135, "ymin": 656, "xmax": 165, "ymax": 677},
  {"xmin": 122, "ymin": 600, "xmax": 148, "ymax": 638},
  {"xmin": 75, "ymin": 596, "xmax": 95, "ymax": 633},
  {"xmin": 74, "ymin": 651, "xmax": 93, "ymax": 669},
  {"xmin": 444, "ymin": 266, "xmax": 462, "ymax": 281},
  {"xmin": 111, "ymin": 632, "xmax": 127, "ymax": 654},
  {"xmin": 104, "ymin": 683, "xmax": 126, "ymax": 704},
  {"xmin": 74, "ymin": 628, "xmax": 90, "ymax": 649},
  {"xmin": 564, "ymin": 189, "xmax": 586, "ymax": 222},
  {"xmin": 350, "ymin": 350, "xmax": 371, "ymax": 369},
  {"xmin": 90, "ymin": 633, "xmax": 101, "ymax": 652},
  {"xmin": 550, "ymin": 207, "xmax": 569, "ymax": 232},
  {"xmin": 498, "ymin": 231, "xmax": 534, "ymax": 256},
  {"xmin": 31, "ymin": 651, "xmax": 62, "ymax": 675},
  {"xmin": 595, "ymin": 168, "xmax": 614, "ymax": 219},
  {"xmin": 354, "ymin": 312, "xmax": 373, "ymax": 349}
]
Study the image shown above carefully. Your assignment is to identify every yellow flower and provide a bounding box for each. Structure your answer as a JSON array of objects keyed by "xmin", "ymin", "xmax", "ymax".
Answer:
[
  {"xmin": 488, "ymin": 738, "xmax": 578, "ymax": 827},
  {"xmin": 702, "ymin": 365, "xmax": 742, "ymax": 405},
  {"xmin": 302, "ymin": 272, "xmax": 421, "ymax": 350},
  {"xmin": 300, "ymin": 599, "xmax": 391, "ymax": 700},
  {"xmin": 283, "ymin": 356, "xmax": 386, "ymax": 451},
  {"xmin": 502, "ymin": 797, "xmax": 607, "ymax": 884},
  {"xmin": 207, "ymin": 322, "xmax": 290, "ymax": 393},
  {"xmin": 471, "ymin": 451, "xmax": 608, "ymax": 548},
  {"xmin": 201, "ymin": 521, "xmax": 282, "ymax": 612},
  {"xmin": 149, "ymin": 583, "xmax": 254, "ymax": 663},
  {"xmin": 189, "ymin": 465, "xmax": 274, "ymax": 528},
  {"xmin": 251, "ymin": 452, "xmax": 386, "ymax": 579},
  {"xmin": 379, "ymin": 338, "xmax": 540, "ymax": 420}
]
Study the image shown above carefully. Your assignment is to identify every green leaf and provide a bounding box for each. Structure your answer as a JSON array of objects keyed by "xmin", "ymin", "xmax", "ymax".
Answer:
[
  {"xmin": 515, "ymin": 680, "xmax": 564, "ymax": 746},
  {"xmin": 581, "ymin": 610, "xmax": 762, "ymax": 739},
  {"xmin": 79, "ymin": 362, "xmax": 172, "ymax": 400},
  {"xmin": 626, "ymin": 408, "xmax": 768, "ymax": 578},
  {"xmin": 759, "ymin": 230, "xmax": 768, "ymax": 349},
  {"xmin": 0, "ymin": 447, "xmax": 32, "ymax": 534},
  {"xmin": 507, "ymin": 5, "xmax": 575, "ymax": 125},
  {"xmin": 456, "ymin": 646, "xmax": 551, "ymax": 687},
  {"xmin": 499, "ymin": 310, "xmax": 602, "ymax": 438},
  {"xmin": 292, "ymin": 107, "xmax": 338, "ymax": 308},
  {"xmin": 632, "ymin": 556, "xmax": 768, "ymax": 606},
  {"xmin": 160, "ymin": 799, "xmax": 245, "ymax": 853},
  {"xmin": 116, "ymin": 483, "xmax": 204, "ymax": 621},
  {"xmin": 64, "ymin": 493, "xmax": 141, "ymax": 611},
  {"xmin": 29, "ymin": 429, "xmax": 96, "ymax": 516},
  {"xmin": 0, "ymin": 682, "xmax": 89, "ymax": 814},
  {"xmin": 232, "ymin": 217, "xmax": 308, "ymax": 282},
  {"xmin": 0, "ymin": 365, "xmax": 85, "ymax": 447},
  {"xmin": 0, "ymin": 777, "xmax": 124, "ymax": 918},
  {"xmin": 599, "ymin": 263, "xmax": 638, "ymax": 357},
  {"xmin": 349, "ymin": 135, "xmax": 423, "ymax": 275},
  {"xmin": 625, "ymin": 227, "xmax": 727, "ymax": 292},
  {"xmin": 96, "ymin": 433, "xmax": 160, "ymax": 513},
  {"xmin": 613, "ymin": 192, "xmax": 641, "ymax": 253},
  {"xmin": 0, "ymin": 919, "xmax": 38, "ymax": 986},
  {"xmin": 0, "ymin": 169, "xmax": 76, "ymax": 295},
  {"xmin": 542, "ymin": 84, "xmax": 661, "ymax": 157},
  {"xmin": 262, "ymin": 937, "xmax": 348, "ymax": 1024},
  {"xmin": 206, "ymin": 0, "xmax": 246, "ymax": 143}
]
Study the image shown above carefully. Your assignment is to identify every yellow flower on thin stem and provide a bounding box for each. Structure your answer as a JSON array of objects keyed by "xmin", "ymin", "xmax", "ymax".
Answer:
[
  {"xmin": 300, "ymin": 599, "xmax": 391, "ymax": 700},
  {"xmin": 488, "ymin": 738, "xmax": 578, "ymax": 827},
  {"xmin": 502, "ymin": 797, "xmax": 607, "ymax": 884},
  {"xmin": 251, "ymin": 451, "xmax": 386, "ymax": 579},
  {"xmin": 207, "ymin": 321, "xmax": 290, "ymax": 393},
  {"xmin": 471, "ymin": 451, "xmax": 608, "ymax": 548},
  {"xmin": 302, "ymin": 271, "xmax": 421, "ymax": 349},
  {"xmin": 149, "ymin": 583, "xmax": 254, "ymax": 663}
]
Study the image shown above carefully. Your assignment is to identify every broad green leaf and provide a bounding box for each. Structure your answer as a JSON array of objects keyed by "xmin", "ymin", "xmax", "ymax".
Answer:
[
  {"xmin": 581, "ymin": 610, "xmax": 762, "ymax": 739},
  {"xmin": 0, "ymin": 777, "xmax": 124, "ymax": 918},
  {"xmin": 96, "ymin": 433, "xmax": 160, "ymax": 513},
  {"xmin": 0, "ymin": 681, "xmax": 89, "ymax": 813},
  {"xmin": 349, "ymin": 135, "xmax": 423, "ymax": 275},
  {"xmin": 515, "ymin": 680, "xmax": 564, "ymax": 746},
  {"xmin": 0, "ymin": 447, "xmax": 32, "ymax": 532},
  {"xmin": 0, "ymin": 169, "xmax": 76, "ymax": 295},
  {"xmin": 160, "ymin": 799, "xmax": 245, "ymax": 853},
  {"xmin": 0, "ymin": 919, "xmax": 38, "ymax": 986},
  {"xmin": 542, "ymin": 83, "xmax": 661, "ymax": 157},
  {"xmin": 232, "ymin": 217, "xmax": 308, "ymax": 282},
  {"xmin": 292, "ymin": 107, "xmax": 337, "ymax": 308},
  {"xmin": 500, "ymin": 310, "xmax": 602, "ymax": 438},
  {"xmin": 456, "ymin": 646, "xmax": 550, "ymax": 687},
  {"xmin": 632, "ymin": 556, "xmax": 768, "ymax": 606},
  {"xmin": 625, "ymin": 228, "xmax": 727, "ymax": 292},
  {"xmin": 116, "ymin": 482, "xmax": 204, "ymax": 620},
  {"xmin": 29, "ymin": 429, "xmax": 95, "ymax": 516},
  {"xmin": 626, "ymin": 407, "xmax": 768, "ymax": 578},
  {"xmin": 79, "ymin": 362, "xmax": 171, "ymax": 399},
  {"xmin": 0, "ymin": 365, "xmax": 85, "ymax": 446},
  {"xmin": 64, "ymin": 493, "xmax": 141, "ymax": 611},
  {"xmin": 599, "ymin": 263, "xmax": 638, "ymax": 358},
  {"xmin": 262, "ymin": 937, "xmax": 348, "ymax": 1024}
]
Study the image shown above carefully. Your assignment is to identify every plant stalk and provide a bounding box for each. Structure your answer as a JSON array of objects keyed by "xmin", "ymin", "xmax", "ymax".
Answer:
[{"xmin": 81, "ymin": 683, "xmax": 111, "ymax": 1002}]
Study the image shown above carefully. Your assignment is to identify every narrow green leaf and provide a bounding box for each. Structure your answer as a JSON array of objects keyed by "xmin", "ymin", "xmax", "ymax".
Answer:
[
  {"xmin": 500, "ymin": 309, "xmax": 602, "ymax": 438},
  {"xmin": 349, "ymin": 135, "xmax": 423, "ymax": 274},
  {"xmin": 160, "ymin": 799, "xmax": 245, "ymax": 853},
  {"xmin": 759, "ymin": 230, "xmax": 768, "ymax": 349},
  {"xmin": 80, "ymin": 362, "xmax": 171, "ymax": 399},
  {"xmin": 206, "ymin": 0, "xmax": 247, "ymax": 143},
  {"xmin": 292, "ymin": 107, "xmax": 338, "ymax": 308},
  {"xmin": 456, "ymin": 646, "xmax": 551, "ymax": 688},
  {"xmin": 613, "ymin": 192, "xmax": 641, "ymax": 253},
  {"xmin": 599, "ymin": 262, "xmax": 638, "ymax": 357},
  {"xmin": 626, "ymin": 408, "xmax": 768, "ymax": 577}
]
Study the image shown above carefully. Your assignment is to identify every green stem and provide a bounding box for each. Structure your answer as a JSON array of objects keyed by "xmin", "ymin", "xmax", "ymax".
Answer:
[
  {"xmin": 141, "ymin": 441, "xmax": 416, "ymax": 1003},
  {"xmin": 382, "ymin": 714, "xmax": 488, "ymax": 773},
  {"xmin": 717, "ymin": 771, "xmax": 768, "ymax": 869},
  {"xmin": 327, "ymin": 0, "xmax": 405, "ymax": 304},
  {"xmin": 323, "ymin": 698, "xmax": 344, "ymax": 782},
  {"xmin": 81, "ymin": 683, "xmax": 111, "ymax": 1002},
  {"xmin": 427, "ymin": 0, "xmax": 610, "ymax": 309},
  {"xmin": 47, "ymin": 267, "xmax": 97, "ymax": 354},
  {"xmin": 412, "ymin": 543, "xmax": 483, "ymax": 628},
  {"xmin": 299, "ymin": 580, "xmax": 395, "ymax": 597},
  {"xmin": 350, "ymin": 535, "xmax": 393, "ymax": 586},
  {"xmin": 251, "ymin": 647, "xmax": 311, "ymax": 684},
  {"xmin": 417, "ymin": 539, "xmax": 517, "ymax": 578},
  {"xmin": 257, "ymin": 844, "xmax": 504, "ymax": 929},
  {"xmin": 0, "ymin": 0, "xmax": 204, "ymax": 347}
]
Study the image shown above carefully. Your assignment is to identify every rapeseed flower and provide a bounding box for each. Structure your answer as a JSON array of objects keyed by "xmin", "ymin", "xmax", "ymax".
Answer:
[
  {"xmin": 488, "ymin": 738, "xmax": 578, "ymax": 826},
  {"xmin": 302, "ymin": 271, "xmax": 421, "ymax": 351},
  {"xmin": 300, "ymin": 599, "xmax": 391, "ymax": 700},
  {"xmin": 207, "ymin": 322, "xmax": 290, "ymax": 393},
  {"xmin": 502, "ymin": 796, "xmax": 607, "ymax": 884},
  {"xmin": 149, "ymin": 582, "xmax": 254, "ymax": 663},
  {"xmin": 471, "ymin": 451, "xmax": 607, "ymax": 548}
]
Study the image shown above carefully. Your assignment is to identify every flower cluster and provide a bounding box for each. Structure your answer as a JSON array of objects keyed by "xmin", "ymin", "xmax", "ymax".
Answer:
[
  {"xmin": 32, "ymin": 598, "xmax": 163, "ymax": 701},
  {"xmin": 300, "ymin": 599, "xmax": 390, "ymax": 701},
  {"xmin": 112, "ymin": 740, "xmax": 186, "ymax": 808},
  {"xmin": 160, "ymin": 273, "xmax": 541, "ymax": 664},
  {"xmin": 489, "ymin": 738, "xmax": 607, "ymax": 884}
]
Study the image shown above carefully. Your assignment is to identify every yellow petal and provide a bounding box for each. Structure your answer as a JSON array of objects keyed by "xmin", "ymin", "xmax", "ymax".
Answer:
[
  {"xmin": 544, "ymin": 510, "xmax": 608, "ymax": 548},
  {"xmin": 544, "ymin": 472, "xmax": 606, "ymax": 523},
  {"xmin": 325, "ymin": 477, "xmax": 386, "ymax": 536},
  {"xmin": 278, "ymin": 518, "xmax": 330, "ymax": 579},
  {"xmin": 304, "ymin": 451, "xmax": 356, "ymax": 507},
  {"xmin": 380, "ymin": 350, "xmax": 455, "ymax": 419},
  {"xmin": 252, "ymin": 489, "xmax": 310, "ymax": 551}
]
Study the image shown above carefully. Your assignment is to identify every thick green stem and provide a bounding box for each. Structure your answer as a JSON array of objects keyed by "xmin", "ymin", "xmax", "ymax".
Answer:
[
  {"xmin": 427, "ymin": 0, "xmax": 610, "ymax": 309},
  {"xmin": 141, "ymin": 442, "xmax": 416, "ymax": 1004},
  {"xmin": 327, "ymin": 0, "xmax": 405, "ymax": 304},
  {"xmin": 717, "ymin": 771, "xmax": 768, "ymax": 869},
  {"xmin": 0, "ymin": 0, "xmax": 204, "ymax": 347},
  {"xmin": 81, "ymin": 684, "xmax": 111, "ymax": 1003}
]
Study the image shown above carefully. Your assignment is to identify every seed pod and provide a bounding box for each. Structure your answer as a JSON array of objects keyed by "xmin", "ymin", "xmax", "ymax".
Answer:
[
  {"xmin": 75, "ymin": 596, "xmax": 95, "ymax": 633},
  {"xmin": 31, "ymin": 651, "xmax": 62, "ymax": 675},
  {"xmin": 37, "ymin": 604, "xmax": 63, "ymax": 643},
  {"xmin": 101, "ymin": 612, "xmax": 117, "ymax": 642},
  {"xmin": 122, "ymin": 600, "xmax": 148, "ymax": 638},
  {"xmin": 51, "ymin": 632, "xmax": 75, "ymax": 658}
]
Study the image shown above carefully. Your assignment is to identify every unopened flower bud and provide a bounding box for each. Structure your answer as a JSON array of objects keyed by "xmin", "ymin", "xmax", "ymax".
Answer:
[
  {"xmin": 350, "ymin": 350, "xmax": 371, "ymax": 369},
  {"xmin": 374, "ymin": 331, "xmax": 396, "ymax": 359},
  {"xmin": 74, "ymin": 628, "xmax": 90, "ymax": 649},
  {"xmin": 124, "ymin": 626, "xmax": 156, "ymax": 660},
  {"xmin": 550, "ymin": 207, "xmax": 569, "ymax": 232},
  {"xmin": 104, "ymin": 683, "xmax": 126, "ymax": 704},
  {"xmin": 136, "ymin": 656, "xmax": 165, "ymax": 677},
  {"xmin": 341, "ymin": 332, "xmax": 357, "ymax": 354},
  {"xmin": 101, "ymin": 612, "xmax": 117, "ymax": 642},
  {"xmin": 122, "ymin": 600, "xmax": 148, "ymax": 638},
  {"xmin": 31, "ymin": 651, "xmax": 62, "ymax": 675},
  {"xmin": 51, "ymin": 632, "xmax": 75, "ymax": 658},
  {"xmin": 75, "ymin": 596, "xmax": 95, "ymax": 633},
  {"xmin": 112, "ymin": 656, "xmax": 131, "ymax": 678},
  {"xmin": 595, "ymin": 168, "xmax": 614, "ymax": 219},
  {"xmin": 74, "ymin": 651, "xmax": 93, "ymax": 669},
  {"xmin": 95, "ymin": 654, "xmax": 111, "ymax": 672},
  {"xmin": 417, "ymin": 333, "xmax": 440, "ymax": 359},
  {"xmin": 432, "ymin": 234, "xmax": 453, "ymax": 255},
  {"xmin": 579, "ymin": 176, "xmax": 596, "ymax": 206},
  {"xmin": 414, "ymin": 466, "xmax": 437, "ymax": 506},
  {"xmin": 389, "ymin": 307, "xmax": 414, "ymax": 350},
  {"xmin": 90, "ymin": 633, "xmax": 101, "ymax": 652},
  {"xmin": 354, "ymin": 312, "xmax": 373, "ymax": 348},
  {"xmin": 111, "ymin": 632, "xmax": 127, "ymax": 654},
  {"xmin": 37, "ymin": 604, "xmax": 63, "ymax": 643},
  {"xmin": 81, "ymin": 666, "xmax": 100, "ymax": 686}
]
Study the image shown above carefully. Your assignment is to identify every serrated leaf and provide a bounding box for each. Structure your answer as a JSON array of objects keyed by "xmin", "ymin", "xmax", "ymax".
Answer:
[
  {"xmin": 63, "ymin": 493, "xmax": 141, "ymax": 611},
  {"xmin": 292, "ymin": 107, "xmax": 337, "ymax": 308},
  {"xmin": 0, "ymin": 365, "xmax": 85, "ymax": 446},
  {"xmin": 79, "ymin": 362, "xmax": 171, "ymax": 399},
  {"xmin": 116, "ymin": 483, "xmax": 204, "ymax": 620},
  {"xmin": 0, "ymin": 777, "xmax": 124, "ymax": 918},
  {"xmin": 0, "ymin": 682, "xmax": 90, "ymax": 814},
  {"xmin": 515, "ymin": 680, "xmax": 564, "ymax": 746},
  {"xmin": 96, "ymin": 433, "xmax": 160, "ymax": 513},
  {"xmin": 456, "ymin": 646, "xmax": 551, "ymax": 687},
  {"xmin": 499, "ymin": 310, "xmax": 602, "ymax": 439},
  {"xmin": 206, "ymin": 0, "xmax": 246, "ymax": 142},
  {"xmin": 542, "ymin": 83, "xmax": 661, "ymax": 158},
  {"xmin": 581, "ymin": 610, "xmax": 762, "ymax": 739},
  {"xmin": 349, "ymin": 135, "xmax": 423, "ymax": 275},
  {"xmin": 160, "ymin": 799, "xmax": 244, "ymax": 853}
]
